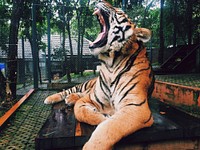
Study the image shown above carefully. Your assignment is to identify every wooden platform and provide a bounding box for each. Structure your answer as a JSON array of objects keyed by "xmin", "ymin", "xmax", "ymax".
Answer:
[{"xmin": 35, "ymin": 98, "xmax": 200, "ymax": 150}]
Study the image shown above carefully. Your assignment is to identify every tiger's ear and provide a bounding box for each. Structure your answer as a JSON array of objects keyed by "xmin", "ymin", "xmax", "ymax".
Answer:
[{"xmin": 133, "ymin": 28, "xmax": 151, "ymax": 43}]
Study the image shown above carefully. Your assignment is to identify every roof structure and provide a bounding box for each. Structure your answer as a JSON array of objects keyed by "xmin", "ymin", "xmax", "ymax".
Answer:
[{"xmin": 0, "ymin": 35, "xmax": 91, "ymax": 59}]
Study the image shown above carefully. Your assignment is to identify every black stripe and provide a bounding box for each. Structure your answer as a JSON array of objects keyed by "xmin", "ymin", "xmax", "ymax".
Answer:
[
  {"xmin": 99, "ymin": 73, "xmax": 110, "ymax": 98},
  {"xmin": 99, "ymin": 70, "xmax": 111, "ymax": 83},
  {"xmin": 113, "ymin": 26, "xmax": 122, "ymax": 34},
  {"xmin": 144, "ymin": 113, "xmax": 152, "ymax": 124},
  {"xmin": 98, "ymin": 59, "xmax": 106, "ymax": 65},
  {"xmin": 118, "ymin": 81, "xmax": 139, "ymax": 104},
  {"xmin": 79, "ymin": 104, "xmax": 86, "ymax": 108},
  {"xmin": 83, "ymin": 80, "xmax": 89, "ymax": 91},
  {"xmin": 124, "ymin": 25, "xmax": 131, "ymax": 31},
  {"xmin": 115, "ymin": 14, "xmax": 128, "ymax": 24},
  {"xmin": 94, "ymin": 92, "xmax": 104, "ymax": 109},
  {"xmin": 73, "ymin": 83, "xmax": 83, "ymax": 93},
  {"xmin": 113, "ymin": 57, "xmax": 127, "ymax": 72},
  {"xmin": 111, "ymin": 50, "xmax": 122, "ymax": 67},
  {"xmin": 117, "ymin": 74, "xmax": 139, "ymax": 95},
  {"xmin": 110, "ymin": 52, "xmax": 138, "ymax": 87},
  {"xmin": 124, "ymin": 99, "xmax": 146, "ymax": 107},
  {"xmin": 111, "ymin": 16, "xmax": 114, "ymax": 22},
  {"xmin": 68, "ymin": 88, "xmax": 73, "ymax": 94},
  {"xmin": 148, "ymin": 73, "xmax": 155, "ymax": 98},
  {"xmin": 117, "ymin": 66, "xmax": 152, "ymax": 104},
  {"xmin": 134, "ymin": 66, "xmax": 151, "ymax": 76},
  {"xmin": 117, "ymin": 66, "xmax": 151, "ymax": 98},
  {"xmin": 90, "ymin": 79, "xmax": 97, "ymax": 87},
  {"xmin": 112, "ymin": 41, "xmax": 143, "ymax": 87},
  {"xmin": 110, "ymin": 35, "xmax": 120, "ymax": 45},
  {"xmin": 75, "ymin": 85, "xmax": 81, "ymax": 92},
  {"xmin": 119, "ymin": 18, "xmax": 128, "ymax": 24},
  {"xmin": 99, "ymin": 61, "xmax": 113, "ymax": 73}
]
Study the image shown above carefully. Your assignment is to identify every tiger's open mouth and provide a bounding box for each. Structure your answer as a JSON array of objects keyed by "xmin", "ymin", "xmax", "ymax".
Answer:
[{"xmin": 89, "ymin": 7, "xmax": 110, "ymax": 49}]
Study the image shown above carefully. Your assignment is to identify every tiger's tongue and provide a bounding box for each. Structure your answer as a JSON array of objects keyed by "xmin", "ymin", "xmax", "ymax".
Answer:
[
  {"xmin": 91, "ymin": 8, "xmax": 107, "ymax": 45},
  {"xmin": 93, "ymin": 25, "xmax": 106, "ymax": 44},
  {"xmin": 93, "ymin": 33, "xmax": 103, "ymax": 43}
]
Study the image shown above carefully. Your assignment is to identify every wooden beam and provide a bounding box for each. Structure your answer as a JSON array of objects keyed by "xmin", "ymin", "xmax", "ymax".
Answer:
[
  {"xmin": 0, "ymin": 89, "xmax": 34, "ymax": 127},
  {"xmin": 152, "ymin": 80, "xmax": 200, "ymax": 107}
]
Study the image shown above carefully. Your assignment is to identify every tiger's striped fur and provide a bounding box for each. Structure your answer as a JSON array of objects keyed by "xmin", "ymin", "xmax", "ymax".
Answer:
[{"xmin": 44, "ymin": 1, "xmax": 154, "ymax": 149}]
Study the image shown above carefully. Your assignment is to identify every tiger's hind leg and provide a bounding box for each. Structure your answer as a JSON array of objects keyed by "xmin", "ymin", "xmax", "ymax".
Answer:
[
  {"xmin": 74, "ymin": 94, "xmax": 108, "ymax": 125},
  {"xmin": 82, "ymin": 103, "xmax": 153, "ymax": 150}
]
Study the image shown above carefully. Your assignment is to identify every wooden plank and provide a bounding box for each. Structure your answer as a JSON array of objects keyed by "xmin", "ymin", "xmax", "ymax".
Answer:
[
  {"xmin": 35, "ymin": 102, "xmax": 77, "ymax": 149},
  {"xmin": 0, "ymin": 89, "xmax": 35, "ymax": 127},
  {"xmin": 116, "ymin": 139, "xmax": 200, "ymax": 150},
  {"xmin": 35, "ymin": 98, "xmax": 200, "ymax": 149},
  {"xmin": 75, "ymin": 122, "xmax": 82, "ymax": 136},
  {"xmin": 74, "ymin": 122, "xmax": 96, "ymax": 147}
]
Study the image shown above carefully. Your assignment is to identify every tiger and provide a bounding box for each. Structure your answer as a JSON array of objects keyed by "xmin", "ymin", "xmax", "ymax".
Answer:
[{"xmin": 44, "ymin": 0, "xmax": 154, "ymax": 149}]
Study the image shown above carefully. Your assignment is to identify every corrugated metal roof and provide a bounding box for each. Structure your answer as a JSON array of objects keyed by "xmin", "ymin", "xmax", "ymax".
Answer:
[{"xmin": 0, "ymin": 35, "xmax": 91, "ymax": 59}]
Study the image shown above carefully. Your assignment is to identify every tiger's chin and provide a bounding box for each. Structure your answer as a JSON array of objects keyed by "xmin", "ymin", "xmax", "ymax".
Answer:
[{"xmin": 89, "ymin": 46, "xmax": 108, "ymax": 56}]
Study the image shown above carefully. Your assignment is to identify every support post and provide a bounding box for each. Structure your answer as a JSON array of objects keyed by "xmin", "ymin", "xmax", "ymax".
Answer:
[
  {"xmin": 47, "ymin": 1, "xmax": 51, "ymax": 83},
  {"xmin": 32, "ymin": 1, "xmax": 38, "ymax": 89},
  {"xmin": 122, "ymin": 0, "xmax": 126, "ymax": 11},
  {"xmin": 22, "ymin": 36, "xmax": 25, "ymax": 87}
]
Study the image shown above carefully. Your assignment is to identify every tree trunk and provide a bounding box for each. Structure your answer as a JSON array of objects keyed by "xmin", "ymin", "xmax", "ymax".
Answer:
[
  {"xmin": 7, "ymin": 0, "xmax": 24, "ymax": 100},
  {"xmin": 62, "ymin": 20, "xmax": 66, "ymax": 75},
  {"xmin": 80, "ymin": 30, "xmax": 84, "ymax": 76},
  {"xmin": 173, "ymin": 0, "xmax": 177, "ymax": 48},
  {"xmin": 158, "ymin": 0, "xmax": 165, "ymax": 64},
  {"xmin": 37, "ymin": 49, "xmax": 42, "ymax": 84},
  {"xmin": 80, "ymin": 8, "xmax": 88, "ymax": 76},
  {"xmin": 186, "ymin": 0, "xmax": 193, "ymax": 45},
  {"xmin": 66, "ymin": 20, "xmax": 72, "ymax": 83},
  {"xmin": 77, "ymin": 11, "xmax": 81, "ymax": 74},
  {"xmin": 67, "ymin": 20, "xmax": 73, "ymax": 56}
]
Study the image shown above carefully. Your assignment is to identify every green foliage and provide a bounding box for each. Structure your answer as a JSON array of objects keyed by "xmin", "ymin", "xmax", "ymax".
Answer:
[
  {"xmin": 0, "ymin": 0, "xmax": 199, "ymax": 72},
  {"xmin": 126, "ymin": 2, "xmax": 160, "ymax": 47},
  {"xmin": 0, "ymin": 1, "xmax": 11, "ymax": 51},
  {"xmin": 160, "ymin": 0, "xmax": 200, "ymax": 46}
]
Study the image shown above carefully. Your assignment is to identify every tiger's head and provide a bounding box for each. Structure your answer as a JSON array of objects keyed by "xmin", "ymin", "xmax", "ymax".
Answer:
[{"xmin": 89, "ymin": 0, "xmax": 151, "ymax": 56}]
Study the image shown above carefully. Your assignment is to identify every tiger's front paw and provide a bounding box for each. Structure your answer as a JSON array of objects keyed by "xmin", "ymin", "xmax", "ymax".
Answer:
[
  {"xmin": 44, "ymin": 97, "xmax": 55, "ymax": 104},
  {"xmin": 44, "ymin": 93, "xmax": 62, "ymax": 104},
  {"xmin": 65, "ymin": 93, "xmax": 80, "ymax": 106}
]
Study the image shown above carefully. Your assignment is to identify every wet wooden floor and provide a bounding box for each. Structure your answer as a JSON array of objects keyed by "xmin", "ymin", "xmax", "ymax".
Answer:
[{"xmin": 36, "ymin": 98, "xmax": 200, "ymax": 150}]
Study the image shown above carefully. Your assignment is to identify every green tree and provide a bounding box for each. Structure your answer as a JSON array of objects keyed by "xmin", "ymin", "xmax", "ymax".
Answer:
[
  {"xmin": 51, "ymin": 0, "xmax": 76, "ymax": 82},
  {"xmin": 20, "ymin": 0, "xmax": 48, "ymax": 84},
  {"xmin": 0, "ymin": 1, "xmax": 10, "ymax": 103},
  {"xmin": 7, "ymin": 0, "xmax": 25, "ymax": 100},
  {"xmin": 0, "ymin": 1, "xmax": 10, "ymax": 52},
  {"xmin": 158, "ymin": 0, "xmax": 164, "ymax": 64}
]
